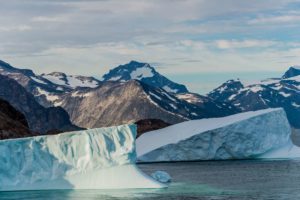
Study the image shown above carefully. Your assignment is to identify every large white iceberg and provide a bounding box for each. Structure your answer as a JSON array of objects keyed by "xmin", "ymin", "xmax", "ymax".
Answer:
[
  {"xmin": 0, "ymin": 125, "xmax": 165, "ymax": 191},
  {"xmin": 137, "ymin": 108, "xmax": 300, "ymax": 162}
]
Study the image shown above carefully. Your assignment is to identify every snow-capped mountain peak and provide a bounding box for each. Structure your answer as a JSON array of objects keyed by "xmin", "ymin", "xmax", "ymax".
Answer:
[
  {"xmin": 282, "ymin": 66, "xmax": 300, "ymax": 79},
  {"xmin": 101, "ymin": 61, "xmax": 188, "ymax": 93},
  {"xmin": 208, "ymin": 66, "xmax": 300, "ymax": 128}
]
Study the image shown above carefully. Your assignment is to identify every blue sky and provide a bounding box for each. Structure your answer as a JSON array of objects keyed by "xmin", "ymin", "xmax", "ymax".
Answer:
[{"xmin": 1, "ymin": 0, "xmax": 300, "ymax": 93}]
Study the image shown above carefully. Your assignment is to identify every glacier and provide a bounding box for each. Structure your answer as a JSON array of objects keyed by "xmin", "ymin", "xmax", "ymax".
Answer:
[
  {"xmin": 137, "ymin": 108, "xmax": 300, "ymax": 162},
  {"xmin": 0, "ymin": 125, "xmax": 165, "ymax": 191}
]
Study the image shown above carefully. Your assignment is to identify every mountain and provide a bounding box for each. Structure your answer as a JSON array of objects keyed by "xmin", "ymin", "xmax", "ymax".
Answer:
[
  {"xmin": 101, "ymin": 61, "xmax": 188, "ymax": 93},
  {"xmin": 0, "ymin": 60, "xmax": 101, "ymax": 108},
  {"xmin": 208, "ymin": 68, "xmax": 300, "ymax": 128},
  {"xmin": 0, "ymin": 74, "xmax": 80, "ymax": 134},
  {"xmin": 282, "ymin": 66, "xmax": 300, "ymax": 79},
  {"xmin": 50, "ymin": 80, "xmax": 222, "ymax": 128},
  {"xmin": 0, "ymin": 60, "xmax": 238, "ymax": 130},
  {"xmin": 0, "ymin": 98, "xmax": 33, "ymax": 139}
]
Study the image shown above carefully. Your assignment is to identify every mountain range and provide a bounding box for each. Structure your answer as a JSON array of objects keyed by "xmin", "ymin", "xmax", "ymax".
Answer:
[
  {"xmin": 208, "ymin": 66, "xmax": 300, "ymax": 128},
  {"xmin": 0, "ymin": 59, "xmax": 299, "ymax": 139},
  {"xmin": 0, "ymin": 60, "xmax": 237, "ymax": 133}
]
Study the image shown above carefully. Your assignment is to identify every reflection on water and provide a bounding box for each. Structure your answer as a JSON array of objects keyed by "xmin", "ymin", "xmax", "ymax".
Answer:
[
  {"xmin": 1, "ymin": 159, "xmax": 300, "ymax": 200},
  {"xmin": 0, "ymin": 183, "xmax": 233, "ymax": 200}
]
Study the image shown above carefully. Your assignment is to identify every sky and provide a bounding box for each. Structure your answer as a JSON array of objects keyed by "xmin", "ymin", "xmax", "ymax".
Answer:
[{"xmin": 1, "ymin": 0, "xmax": 300, "ymax": 94}]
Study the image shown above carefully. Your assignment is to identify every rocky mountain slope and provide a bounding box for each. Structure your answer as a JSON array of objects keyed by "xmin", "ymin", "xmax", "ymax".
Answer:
[
  {"xmin": 0, "ymin": 98, "xmax": 33, "ymax": 139},
  {"xmin": 176, "ymin": 92, "xmax": 239, "ymax": 117},
  {"xmin": 135, "ymin": 119, "xmax": 171, "ymax": 138},
  {"xmin": 52, "ymin": 80, "xmax": 222, "ymax": 128},
  {"xmin": 0, "ymin": 60, "xmax": 101, "ymax": 108},
  {"xmin": 0, "ymin": 74, "xmax": 79, "ymax": 134},
  {"xmin": 208, "ymin": 67, "xmax": 300, "ymax": 128}
]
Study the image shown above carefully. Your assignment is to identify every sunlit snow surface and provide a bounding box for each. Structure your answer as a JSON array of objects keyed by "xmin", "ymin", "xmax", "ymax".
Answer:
[{"xmin": 0, "ymin": 125, "xmax": 164, "ymax": 191}]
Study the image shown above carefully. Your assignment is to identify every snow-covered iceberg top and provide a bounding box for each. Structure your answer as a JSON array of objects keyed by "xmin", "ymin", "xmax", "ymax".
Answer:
[
  {"xmin": 0, "ymin": 125, "xmax": 165, "ymax": 191},
  {"xmin": 137, "ymin": 108, "xmax": 300, "ymax": 161}
]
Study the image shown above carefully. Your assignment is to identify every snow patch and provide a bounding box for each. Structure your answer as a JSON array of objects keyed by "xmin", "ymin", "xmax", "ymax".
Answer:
[
  {"xmin": 176, "ymin": 93, "xmax": 203, "ymax": 104},
  {"xmin": 163, "ymin": 86, "xmax": 178, "ymax": 93},
  {"xmin": 279, "ymin": 92, "xmax": 291, "ymax": 97},
  {"xmin": 67, "ymin": 76, "xmax": 99, "ymax": 88},
  {"xmin": 71, "ymin": 91, "xmax": 93, "ymax": 98},
  {"xmin": 286, "ymin": 75, "xmax": 300, "ymax": 82},
  {"xmin": 130, "ymin": 65, "xmax": 154, "ymax": 80},
  {"xmin": 169, "ymin": 103, "xmax": 177, "ymax": 110},
  {"xmin": 42, "ymin": 74, "xmax": 66, "ymax": 85},
  {"xmin": 292, "ymin": 102, "xmax": 300, "ymax": 108},
  {"xmin": 249, "ymin": 85, "xmax": 264, "ymax": 93},
  {"xmin": 108, "ymin": 76, "xmax": 122, "ymax": 81},
  {"xmin": 149, "ymin": 92, "xmax": 162, "ymax": 100},
  {"xmin": 36, "ymin": 87, "xmax": 60, "ymax": 102},
  {"xmin": 30, "ymin": 76, "xmax": 47, "ymax": 85}
]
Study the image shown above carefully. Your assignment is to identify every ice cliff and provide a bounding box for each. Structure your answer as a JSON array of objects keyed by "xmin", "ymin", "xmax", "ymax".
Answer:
[
  {"xmin": 0, "ymin": 125, "xmax": 165, "ymax": 191},
  {"xmin": 137, "ymin": 108, "xmax": 300, "ymax": 162}
]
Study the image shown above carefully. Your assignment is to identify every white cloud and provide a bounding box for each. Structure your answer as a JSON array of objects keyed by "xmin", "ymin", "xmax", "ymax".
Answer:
[
  {"xmin": 0, "ymin": 25, "xmax": 31, "ymax": 32},
  {"xmin": 1, "ymin": 0, "xmax": 300, "ymax": 78},
  {"xmin": 32, "ymin": 16, "xmax": 69, "ymax": 22},
  {"xmin": 249, "ymin": 14, "xmax": 300, "ymax": 24},
  {"xmin": 215, "ymin": 40, "xmax": 277, "ymax": 49}
]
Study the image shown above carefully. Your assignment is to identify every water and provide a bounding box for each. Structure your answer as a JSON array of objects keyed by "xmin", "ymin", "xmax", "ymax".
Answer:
[{"xmin": 1, "ymin": 160, "xmax": 300, "ymax": 200}]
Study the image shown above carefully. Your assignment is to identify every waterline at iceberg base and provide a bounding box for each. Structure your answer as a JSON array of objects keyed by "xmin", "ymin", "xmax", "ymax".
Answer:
[{"xmin": 0, "ymin": 125, "xmax": 165, "ymax": 191}]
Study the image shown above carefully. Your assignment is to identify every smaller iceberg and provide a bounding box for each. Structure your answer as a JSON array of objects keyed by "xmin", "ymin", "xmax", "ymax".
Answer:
[
  {"xmin": 137, "ymin": 108, "xmax": 300, "ymax": 162},
  {"xmin": 0, "ymin": 124, "xmax": 165, "ymax": 191},
  {"xmin": 151, "ymin": 171, "xmax": 172, "ymax": 183}
]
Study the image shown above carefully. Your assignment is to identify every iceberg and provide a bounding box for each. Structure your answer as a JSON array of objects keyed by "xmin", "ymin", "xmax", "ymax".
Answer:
[
  {"xmin": 137, "ymin": 108, "xmax": 300, "ymax": 162},
  {"xmin": 0, "ymin": 125, "xmax": 165, "ymax": 191},
  {"xmin": 151, "ymin": 171, "xmax": 172, "ymax": 183}
]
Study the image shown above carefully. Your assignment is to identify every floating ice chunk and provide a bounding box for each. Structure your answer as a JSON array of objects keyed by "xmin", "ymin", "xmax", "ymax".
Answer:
[{"xmin": 151, "ymin": 171, "xmax": 172, "ymax": 183}]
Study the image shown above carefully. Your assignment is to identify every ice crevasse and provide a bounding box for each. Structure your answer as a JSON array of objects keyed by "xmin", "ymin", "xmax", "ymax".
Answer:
[{"xmin": 0, "ymin": 125, "xmax": 165, "ymax": 191}]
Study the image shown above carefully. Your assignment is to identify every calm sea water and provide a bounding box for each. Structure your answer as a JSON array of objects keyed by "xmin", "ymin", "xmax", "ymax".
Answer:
[{"xmin": 1, "ymin": 160, "xmax": 300, "ymax": 200}]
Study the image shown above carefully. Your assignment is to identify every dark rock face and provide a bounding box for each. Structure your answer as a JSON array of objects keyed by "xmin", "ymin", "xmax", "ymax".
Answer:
[
  {"xmin": 102, "ymin": 61, "xmax": 188, "ymax": 93},
  {"xmin": 0, "ymin": 75, "xmax": 80, "ymax": 134},
  {"xmin": 282, "ymin": 66, "xmax": 300, "ymax": 79},
  {"xmin": 0, "ymin": 98, "xmax": 34, "ymax": 139},
  {"xmin": 208, "ymin": 68, "xmax": 300, "ymax": 128},
  {"xmin": 176, "ymin": 92, "xmax": 239, "ymax": 117},
  {"xmin": 135, "ymin": 119, "xmax": 171, "ymax": 138}
]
